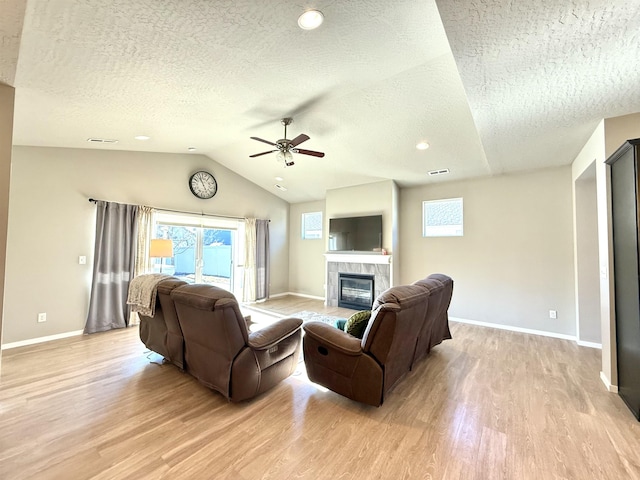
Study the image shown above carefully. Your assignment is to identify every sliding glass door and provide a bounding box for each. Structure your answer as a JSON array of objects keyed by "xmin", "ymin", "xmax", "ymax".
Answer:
[
  {"xmin": 201, "ymin": 227, "xmax": 233, "ymax": 289},
  {"xmin": 153, "ymin": 213, "xmax": 244, "ymax": 295}
]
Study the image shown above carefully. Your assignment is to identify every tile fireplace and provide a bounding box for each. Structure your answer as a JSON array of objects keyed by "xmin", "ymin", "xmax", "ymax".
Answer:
[{"xmin": 324, "ymin": 253, "xmax": 392, "ymax": 307}]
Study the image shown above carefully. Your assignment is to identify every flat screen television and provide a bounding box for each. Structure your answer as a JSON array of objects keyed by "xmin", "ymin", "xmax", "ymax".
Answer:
[{"xmin": 328, "ymin": 215, "xmax": 383, "ymax": 252}]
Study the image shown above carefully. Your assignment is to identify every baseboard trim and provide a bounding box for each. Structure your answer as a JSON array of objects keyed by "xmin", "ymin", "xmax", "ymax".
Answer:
[
  {"xmin": 268, "ymin": 292, "xmax": 288, "ymax": 299},
  {"xmin": 449, "ymin": 317, "xmax": 576, "ymax": 342},
  {"xmin": 1, "ymin": 330, "xmax": 84, "ymax": 350},
  {"xmin": 577, "ymin": 340, "xmax": 602, "ymax": 349},
  {"xmin": 600, "ymin": 371, "xmax": 618, "ymax": 393},
  {"xmin": 451, "ymin": 317, "xmax": 605, "ymax": 351},
  {"xmin": 269, "ymin": 292, "xmax": 325, "ymax": 301}
]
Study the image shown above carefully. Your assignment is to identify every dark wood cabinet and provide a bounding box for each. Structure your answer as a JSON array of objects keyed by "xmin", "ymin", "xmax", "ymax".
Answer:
[{"xmin": 607, "ymin": 138, "xmax": 640, "ymax": 419}]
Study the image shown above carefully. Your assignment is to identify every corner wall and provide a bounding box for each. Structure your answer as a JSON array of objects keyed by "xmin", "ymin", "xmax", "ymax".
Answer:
[
  {"xmin": 325, "ymin": 180, "xmax": 398, "ymax": 290},
  {"xmin": 571, "ymin": 121, "xmax": 605, "ymax": 349},
  {"xmin": 3, "ymin": 146, "xmax": 289, "ymax": 345},
  {"xmin": 604, "ymin": 113, "xmax": 640, "ymax": 158},
  {"xmin": 288, "ymin": 200, "xmax": 326, "ymax": 297},
  {"xmin": 0, "ymin": 84, "xmax": 15, "ymax": 357},
  {"xmin": 325, "ymin": 180, "xmax": 397, "ymax": 255}
]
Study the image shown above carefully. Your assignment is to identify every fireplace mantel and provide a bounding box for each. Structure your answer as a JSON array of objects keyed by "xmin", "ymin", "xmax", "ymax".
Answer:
[{"xmin": 324, "ymin": 253, "xmax": 392, "ymax": 265}]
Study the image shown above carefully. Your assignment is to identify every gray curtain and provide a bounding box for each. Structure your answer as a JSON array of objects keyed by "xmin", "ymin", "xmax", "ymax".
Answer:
[
  {"xmin": 85, "ymin": 201, "xmax": 139, "ymax": 334},
  {"xmin": 255, "ymin": 219, "xmax": 270, "ymax": 301}
]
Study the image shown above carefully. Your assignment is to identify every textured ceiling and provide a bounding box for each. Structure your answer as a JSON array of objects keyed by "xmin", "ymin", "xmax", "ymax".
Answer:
[
  {"xmin": 0, "ymin": 0, "xmax": 27, "ymax": 85},
  {"xmin": 435, "ymin": 0, "xmax": 640, "ymax": 175},
  {"xmin": 4, "ymin": 0, "xmax": 640, "ymax": 202}
]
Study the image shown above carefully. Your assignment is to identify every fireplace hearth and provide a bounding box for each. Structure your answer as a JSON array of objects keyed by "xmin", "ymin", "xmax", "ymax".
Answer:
[{"xmin": 338, "ymin": 273, "xmax": 374, "ymax": 310}]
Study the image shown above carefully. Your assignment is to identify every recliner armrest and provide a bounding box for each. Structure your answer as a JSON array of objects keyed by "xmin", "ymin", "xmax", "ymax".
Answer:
[
  {"xmin": 248, "ymin": 317, "xmax": 303, "ymax": 350},
  {"xmin": 303, "ymin": 321, "xmax": 363, "ymax": 356}
]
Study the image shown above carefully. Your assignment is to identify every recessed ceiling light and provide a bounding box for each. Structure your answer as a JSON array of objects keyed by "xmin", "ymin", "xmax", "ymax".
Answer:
[
  {"xmin": 188, "ymin": 147, "xmax": 197, "ymax": 152},
  {"xmin": 275, "ymin": 176, "xmax": 284, "ymax": 181},
  {"xmin": 134, "ymin": 135, "xmax": 151, "ymax": 141},
  {"xmin": 416, "ymin": 142, "xmax": 430, "ymax": 150},
  {"xmin": 275, "ymin": 184, "xmax": 288, "ymax": 191},
  {"xmin": 298, "ymin": 10, "xmax": 324, "ymax": 30}
]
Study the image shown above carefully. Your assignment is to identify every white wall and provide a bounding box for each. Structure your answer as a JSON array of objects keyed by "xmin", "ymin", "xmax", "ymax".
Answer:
[
  {"xmin": 325, "ymin": 180, "xmax": 398, "ymax": 290},
  {"xmin": 391, "ymin": 181, "xmax": 400, "ymax": 286},
  {"xmin": 325, "ymin": 180, "xmax": 397, "ymax": 254},
  {"xmin": 604, "ymin": 113, "xmax": 640, "ymax": 158},
  {"xmin": 0, "ymin": 83, "xmax": 15, "ymax": 356},
  {"xmin": 288, "ymin": 200, "xmax": 326, "ymax": 298},
  {"xmin": 400, "ymin": 167, "xmax": 576, "ymax": 336},
  {"xmin": 3, "ymin": 146, "xmax": 289, "ymax": 344},
  {"xmin": 571, "ymin": 122, "xmax": 605, "ymax": 349},
  {"xmin": 575, "ymin": 169, "xmax": 600, "ymax": 343}
]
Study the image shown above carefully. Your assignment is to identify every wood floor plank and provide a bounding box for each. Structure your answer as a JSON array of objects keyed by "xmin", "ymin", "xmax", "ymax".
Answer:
[{"xmin": 2, "ymin": 298, "xmax": 640, "ymax": 479}]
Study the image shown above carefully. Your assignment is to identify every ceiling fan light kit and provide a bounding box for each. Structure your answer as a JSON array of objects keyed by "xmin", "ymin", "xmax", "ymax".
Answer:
[
  {"xmin": 249, "ymin": 117, "xmax": 325, "ymax": 166},
  {"xmin": 276, "ymin": 150, "xmax": 295, "ymax": 166}
]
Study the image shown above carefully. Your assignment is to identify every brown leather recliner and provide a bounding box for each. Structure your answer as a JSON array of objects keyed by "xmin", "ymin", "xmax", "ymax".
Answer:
[
  {"xmin": 139, "ymin": 278, "xmax": 188, "ymax": 369},
  {"xmin": 171, "ymin": 284, "xmax": 303, "ymax": 402},
  {"xmin": 411, "ymin": 274, "xmax": 454, "ymax": 366},
  {"xmin": 303, "ymin": 274, "xmax": 453, "ymax": 406}
]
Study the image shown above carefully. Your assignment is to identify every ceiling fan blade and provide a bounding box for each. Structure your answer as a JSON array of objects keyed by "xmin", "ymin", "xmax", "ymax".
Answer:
[
  {"xmin": 249, "ymin": 150, "xmax": 277, "ymax": 158},
  {"xmin": 289, "ymin": 134, "xmax": 310, "ymax": 147},
  {"xmin": 294, "ymin": 148, "xmax": 325, "ymax": 158},
  {"xmin": 250, "ymin": 136, "xmax": 277, "ymax": 146}
]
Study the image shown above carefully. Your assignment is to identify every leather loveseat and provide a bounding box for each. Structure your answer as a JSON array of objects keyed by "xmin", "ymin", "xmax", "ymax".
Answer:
[{"xmin": 302, "ymin": 274, "xmax": 453, "ymax": 406}]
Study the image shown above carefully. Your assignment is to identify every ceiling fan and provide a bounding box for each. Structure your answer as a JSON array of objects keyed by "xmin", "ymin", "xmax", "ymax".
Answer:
[{"xmin": 249, "ymin": 118, "xmax": 325, "ymax": 166}]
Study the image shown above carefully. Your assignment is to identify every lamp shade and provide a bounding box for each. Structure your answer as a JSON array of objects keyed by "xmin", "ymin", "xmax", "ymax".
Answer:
[{"xmin": 149, "ymin": 239, "xmax": 173, "ymax": 258}]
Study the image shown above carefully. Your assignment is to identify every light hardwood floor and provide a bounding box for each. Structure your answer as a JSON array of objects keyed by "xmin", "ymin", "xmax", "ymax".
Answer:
[
  {"xmin": 244, "ymin": 295, "xmax": 358, "ymax": 319},
  {"xmin": 1, "ymin": 295, "xmax": 640, "ymax": 479}
]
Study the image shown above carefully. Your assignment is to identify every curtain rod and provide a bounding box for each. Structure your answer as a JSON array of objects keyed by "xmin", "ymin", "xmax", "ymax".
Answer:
[{"xmin": 87, "ymin": 198, "xmax": 261, "ymax": 222}]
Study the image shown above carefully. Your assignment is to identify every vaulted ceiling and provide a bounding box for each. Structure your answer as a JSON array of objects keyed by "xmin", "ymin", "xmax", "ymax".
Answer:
[{"xmin": 2, "ymin": 0, "xmax": 639, "ymax": 202}]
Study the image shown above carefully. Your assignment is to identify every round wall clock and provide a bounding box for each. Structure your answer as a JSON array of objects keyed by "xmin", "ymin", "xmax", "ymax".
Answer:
[{"xmin": 189, "ymin": 170, "xmax": 218, "ymax": 199}]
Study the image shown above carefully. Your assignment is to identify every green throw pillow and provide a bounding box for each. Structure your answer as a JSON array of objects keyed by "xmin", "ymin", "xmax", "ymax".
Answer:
[{"xmin": 344, "ymin": 310, "xmax": 371, "ymax": 339}]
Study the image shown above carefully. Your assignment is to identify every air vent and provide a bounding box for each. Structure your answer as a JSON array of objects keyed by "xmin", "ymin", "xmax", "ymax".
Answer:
[
  {"xmin": 428, "ymin": 168, "xmax": 449, "ymax": 176},
  {"xmin": 86, "ymin": 138, "xmax": 119, "ymax": 144},
  {"xmin": 274, "ymin": 184, "xmax": 287, "ymax": 191}
]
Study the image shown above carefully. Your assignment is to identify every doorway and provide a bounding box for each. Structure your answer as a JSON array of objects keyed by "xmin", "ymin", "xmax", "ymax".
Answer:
[
  {"xmin": 575, "ymin": 162, "xmax": 601, "ymax": 346},
  {"xmin": 153, "ymin": 212, "xmax": 245, "ymax": 296}
]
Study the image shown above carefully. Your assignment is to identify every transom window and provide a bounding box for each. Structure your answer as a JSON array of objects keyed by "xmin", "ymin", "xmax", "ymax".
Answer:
[
  {"xmin": 422, "ymin": 198, "xmax": 463, "ymax": 237},
  {"xmin": 302, "ymin": 212, "xmax": 323, "ymax": 239}
]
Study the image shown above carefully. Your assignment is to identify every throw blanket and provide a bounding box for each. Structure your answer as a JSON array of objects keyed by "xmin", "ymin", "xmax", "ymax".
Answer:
[{"xmin": 127, "ymin": 273, "xmax": 173, "ymax": 317}]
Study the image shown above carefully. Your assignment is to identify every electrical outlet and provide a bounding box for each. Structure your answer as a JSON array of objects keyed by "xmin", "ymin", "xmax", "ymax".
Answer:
[
  {"xmin": 37, "ymin": 312, "xmax": 47, "ymax": 323},
  {"xmin": 549, "ymin": 310, "xmax": 557, "ymax": 319},
  {"xmin": 79, "ymin": 256, "xmax": 87, "ymax": 265}
]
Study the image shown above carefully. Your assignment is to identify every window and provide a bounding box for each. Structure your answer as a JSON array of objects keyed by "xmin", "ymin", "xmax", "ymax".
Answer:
[
  {"xmin": 422, "ymin": 198, "xmax": 463, "ymax": 237},
  {"xmin": 302, "ymin": 212, "xmax": 323, "ymax": 239}
]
